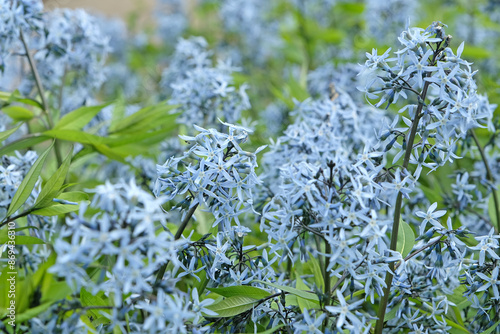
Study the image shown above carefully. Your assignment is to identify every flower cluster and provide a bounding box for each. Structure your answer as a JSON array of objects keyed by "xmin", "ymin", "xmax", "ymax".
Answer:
[
  {"xmin": 155, "ymin": 121, "xmax": 264, "ymax": 232},
  {"xmin": 0, "ymin": 0, "xmax": 43, "ymax": 71},
  {"xmin": 0, "ymin": 150, "xmax": 38, "ymax": 221},
  {"xmin": 50, "ymin": 179, "xmax": 179, "ymax": 301},
  {"xmin": 162, "ymin": 37, "xmax": 251, "ymax": 128},
  {"xmin": 155, "ymin": 0, "xmax": 187, "ymax": 44},
  {"xmin": 33, "ymin": 9, "xmax": 109, "ymax": 112},
  {"xmin": 219, "ymin": 0, "xmax": 282, "ymax": 64},
  {"xmin": 361, "ymin": 22, "xmax": 496, "ymax": 179}
]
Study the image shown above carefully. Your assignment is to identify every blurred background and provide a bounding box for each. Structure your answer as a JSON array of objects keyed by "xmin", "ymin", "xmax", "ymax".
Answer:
[{"xmin": 44, "ymin": 0, "xmax": 154, "ymax": 16}]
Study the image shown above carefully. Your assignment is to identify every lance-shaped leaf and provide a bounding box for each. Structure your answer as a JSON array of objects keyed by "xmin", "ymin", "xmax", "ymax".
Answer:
[
  {"xmin": 54, "ymin": 104, "xmax": 109, "ymax": 130},
  {"xmin": 0, "ymin": 124, "xmax": 21, "ymax": 143},
  {"xmin": 207, "ymin": 286, "xmax": 271, "ymax": 300},
  {"xmin": 255, "ymin": 280, "xmax": 319, "ymax": 303},
  {"xmin": 34, "ymin": 148, "xmax": 72, "ymax": 208},
  {"xmin": 205, "ymin": 296, "xmax": 259, "ymax": 318},
  {"xmin": 6, "ymin": 142, "xmax": 53, "ymax": 217}
]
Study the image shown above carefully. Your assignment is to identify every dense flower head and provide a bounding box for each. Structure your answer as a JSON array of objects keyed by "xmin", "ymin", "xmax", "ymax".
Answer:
[
  {"xmin": 161, "ymin": 37, "xmax": 251, "ymax": 128},
  {"xmin": 155, "ymin": 121, "xmax": 265, "ymax": 231},
  {"xmin": 360, "ymin": 22, "xmax": 496, "ymax": 179},
  {"xmin": 50, "ymin": 179, "xmax": 181, "ymax": 301},
  {"xmin": 33, "ymin": 9, "xmax": 109, "ymax": 112},
  {"xmin": 0, "ymin": 0, "xmax": 44, "ymax": 71}
]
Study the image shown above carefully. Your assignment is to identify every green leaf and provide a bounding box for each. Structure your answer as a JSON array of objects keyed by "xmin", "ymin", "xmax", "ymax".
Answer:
[
  {"xmin": 43, "ymin": 129, "xmax": 104, "ymax": 145},
  {"xmin": 251, "ymin": 325, "xmax": 284, "ymax": 334},
  {"xmin": 208, "ymin": 286, "xmax": 271, "ymax": 300},
  {"xmin": 205, "ymin": 296, "xmax": 258, "ymax": 317},
  {"xmin": 0, "ymin": 135, "xmax": 49, "ymax": 156},
  {"xmin": 396, "ymin": 219, "xmax": 415, "ymax": 258},
  {"xmin": 57, "ymin": 191, "xmax": 89, "ymax": 202},
  {"xmin": 384, "ymin": 304, "xmax": 399, "ymax": 321},
  {"xmin": 54, "ymin": 104, "xmax": 108, "ymax": 130},
  {"xmin": 286, "ymin": 77, "xmax": 310, "ymax": 102},
  {"xmin": 15, "ymin": 302, "xmax": 54, "ymax": 323},
  {"xmin": 31, "ymin": 204, "xmax": 80, "ymax": 216},
  {"xmin": 2, "ymin": 105, "xmax": 34, "ymax": 121},
  {"xmin": 420, "ymin": 183, "xmax": 441, "ymax": 205},
  {"xmin": 0, "ymin": 235, "xmax": 45, "ymax": 245},
  {"xmin": 448, "ymin": 285, "xmax": 471, "ymax": 310},
  {"xmin": 111, "ymin": 109, "xmax": 179, "ymax": 135},
  {"xmin": 306, "ymin": 252, "xmax": 324, "ymax": 291},
  {"xmin": 488, "ymin": 189, "xmax": 500, "ymax": 225},
  {"xmin": 80, "ymin": 288, "xmax": 111, "ymax": 320},
  {"xmin": 295, "ymin": 275, "xmax": 318, "ymax": 312},
  {"xmin": 336, "ymin": 2, "xmax": 364, "ymax": 14},
  {"xmin": 34, "ymin": 148, "xmax": 72, "ymax": 208},
  {"xmin": 109, "ymin": 103, "xmax": 179, "ymax": 134},
  {"xmin": 461, "ymin": 45, "xmax": 491, "ymax": 60},
  {"xmin": 0, "ymin": 91, "xmax": 11, "ymax": 101},
  {"xmin": 6, "ymin": 143, "xmax": 53, "ymax": 217},
  {"xmin": 0, "ymin": 124, "xmax": 21, "ymax": 143},
  {"xmin": 255, "ymin": 280, "xmax": 319, "ymax": 303},
  {"xmin": 482, "ymin": 320, "xmax": 500, "ymax": 334}
]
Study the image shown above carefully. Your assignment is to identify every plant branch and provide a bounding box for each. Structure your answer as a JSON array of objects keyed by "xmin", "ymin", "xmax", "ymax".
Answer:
[
  {"xmin": 154, "ymin": 203, "xmax": 199, "ymax": 285},
  {"xmin": 470, "ymin": 129, "xmax": 500, "ymax": 232},
  {"xmin": 329, "ymin": 259, "xmax": 365, "ymax": 300},
  {"xmin": 374, "ymin": 79, "xmax": 431, "ymax": 334},
  {"xmin": 394, "ymin": 235, "xmax": 444, "ymax": 270},
  {"xmin": 19, "ymin": 29, "xmax": 63, "ymax": 166},
  {"xmin": 0, "ymin": 208, "xmax": 35, "ymax": 228}
]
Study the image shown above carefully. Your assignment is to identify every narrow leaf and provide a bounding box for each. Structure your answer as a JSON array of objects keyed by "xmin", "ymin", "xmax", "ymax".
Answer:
[
  {"xmin": 34, "ymin": 148, "xmax": 72, "ymax": 208},
  {"xmin": 255, "ymin": 280, "xmax": 319, "ymax": 303},
  {"xmin": 6, "ymin": 143, "xmax": 52, "ymax": 216},
  {"xmin": 54, "ymin": 104, "xmax": 108, "ymax": 130},
  {"xmin": 482, "ymin": 320, "xmax": 500, "ymax": 334},
  {"xmin": 57, "ymin": 191, "xmax": 89, "ymax": 202},
  {"xmin": 31, "ymin": 203, "xmax": 81, "ymax": 216},
  {"xmin": 0, "ymin": 124, "xmax": 21, "ymax": 143},
  {"xmin": 2, "ymin": 105, "xmax": 34, "ymax": 121},
  {"xmin": 205, "ymin": 296, "xmax": 258, "ymax": 317},
  {"xmin": 295, "ymin": 275, "xmax": 318, "ymax": 312},
  {"xmin": 208, "ymin": 286, "xmax": 271, "ymax": 300},
  {"xmin": 0, "ymin": 135, "xmax": 49, "ymax": 156},
  {"xmin": 0, "ymin": 235, "xmax": 45, "ymax": 245}
]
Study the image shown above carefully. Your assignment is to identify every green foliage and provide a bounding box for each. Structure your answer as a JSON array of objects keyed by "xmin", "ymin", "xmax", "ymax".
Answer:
[
  {"xmin": 6, "ymin": 142, "xmax": 53, "ymax": 217},
  {"xmin": 34, "ymin": 148, "xmax": 72, "ymax": 208},
  {"xmin": 396, "ymin": 219, "xmax": 416, "ymax": 258},
  {"xmin": 208, "ymin": 286, "xmax": 272, "ymax": 300},
  {"xmin": 255, "ymin": 280, "xmax": 319, "ymax": 303},
  {"xmin": 2, "ymin": 105, "xmax": 34, "ymax": 122},
  {"xmin": 206, "ymin": 296, "xmax": 259, "ymax": 317}
]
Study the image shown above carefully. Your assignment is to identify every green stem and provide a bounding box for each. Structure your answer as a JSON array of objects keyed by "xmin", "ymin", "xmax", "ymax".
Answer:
[
  {"xmin": 374, "ymin": 80, "xmax": 431, "ymax": 334},
  {"xmin": 0, "ymin": 208, "xmax": 34, "ymax": 228},
  {"xmin": 324, "ymin": 241, "xmax": 331, "ymax": 304},
  {"xmin": 19, "ymin": 29, "xmax": 63, "ymax": 167},
  {"xmin": 154, "ymin": 204, "xmax": 198, "ymax": 285},
  {"xmin": 470, "ymin": 130, "xmax": 500, "ymax": 232}
]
